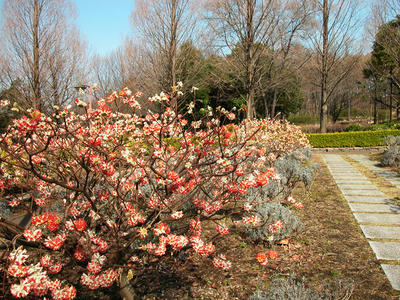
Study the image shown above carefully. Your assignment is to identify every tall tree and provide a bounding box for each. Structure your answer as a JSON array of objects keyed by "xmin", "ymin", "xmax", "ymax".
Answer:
[
  {"xmin": 131, "ymin": 0, "xmax": 198, "ymax": 112},
  {"xmin": 91, "ymin": 38, "xmax": 144, "ymax": 98},
  {"xmin": 205, "ymin": 0, "xmax": 312, "ymax": 119},
  {"xmin": 308, "ymin": 0, "xmax": 362, "ymax": 132},
  {"xmin": 364, "ymin": 16, "xmax": 400, "ymax": 121},
  {"xmin": 0, "ymin": 0, "xmax": 87, "ymax": 111},
  {"xmin": 206, "ymin": 0, "xmax": 279, "ymax": 119},
  {"xmin": 262, "ymin": 1, "xmax": 313, "ymax": 118}
]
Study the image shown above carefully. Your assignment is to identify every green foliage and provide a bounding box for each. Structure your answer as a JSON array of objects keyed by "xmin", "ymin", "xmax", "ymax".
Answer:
[
  {"xmin": 0, "ymin": 80, "xmax": 23, "ymax": 131},
  {"xmin": 255, "ymin": 72, "xmax": 304, "ymax": 119},
  {"xmin": 370, "ymin": 16, "xmax": 400, "ymax": 79},
  {"xmin": 343, "ymin": 123, "xmax": 363, "ymax": 132},
  {"xmin": 307, "ymin": 130, "xmax": 400, "ymax": 148},
  {"xmin": 342, "ymin": 120, "xmax": 400, "ymax": 132},
  {"xmin": 365, "ymin": 120, "xmax": 400, "ymax": 131},
  {"xmin": 277, "ymin": 86, "xmax": 304, "ymax": 117},
  {"xmin": 288, "ymin": 114, "xmax": 319, "ymax": 125},
  {"xmin": 337, "ymin": 108, "xmax": 370, "ymax": 120}
]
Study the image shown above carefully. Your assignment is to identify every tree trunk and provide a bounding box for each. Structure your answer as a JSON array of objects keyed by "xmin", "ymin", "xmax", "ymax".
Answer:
[
  {"xmin": 245, "ymin": 0, "xmax": 255, "ymax": 120},
  {"xmin": 33, "ymin": 0, "xmax": 41, "ymax": 110},
  {"xmin": 320, "ymin": 0, "xmax": 329, "ymax": 133},
  {"xmin": 119, "ymin": 276, "xmax": 137, "ymax": 300},
  {"xmin": 348, "ymin": 96, "xmax": 351, "ymax": 121},
  {"xmin": 247, "ymin": 89, "xmax": 255, "ymax": 119},
  {"xmin": 263, "ymin": 92, "xmax": 269, "ymax": 119},
  {"xmin": 320, "ymin": 91, "xmax": 328, "ymax": 132},
  {"xmin": 271, "ymin": 88, "xmax": 278, "ymax": 118},
  {"xmin": 169, "ymin": 0, "xmax": 178, "ymax": 113},
  {"xmin": 389, "ymin": 75, "xmax": 393, "ymax": 122}
]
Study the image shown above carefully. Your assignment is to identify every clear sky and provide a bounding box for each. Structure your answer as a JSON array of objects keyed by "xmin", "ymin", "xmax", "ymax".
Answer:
[
  {"xmin": 0, "ymin": 0, "xmax": 134, "ymax": 56},
  {"xmin": 72, "ymin": 0, "xmax": 134, "ymax": 56}
]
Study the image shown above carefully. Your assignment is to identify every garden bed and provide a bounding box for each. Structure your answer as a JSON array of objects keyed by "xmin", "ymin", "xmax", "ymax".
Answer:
[{"xmin": 123, "ymin": 155, "xmax": 398, "ymax": 299}]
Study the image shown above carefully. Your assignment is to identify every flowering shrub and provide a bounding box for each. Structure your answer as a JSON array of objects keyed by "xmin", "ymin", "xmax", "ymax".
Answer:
[
  {"xmin": 0, "ymin": 84, "xmax": 309, "ymax": 298},
  {"xmin": 241, "ymin": 148, "xmax": 316, "ymax": 244},
  {"xmin": 242, "ymin": 119, "xmax": 310, "ymax": 158}
]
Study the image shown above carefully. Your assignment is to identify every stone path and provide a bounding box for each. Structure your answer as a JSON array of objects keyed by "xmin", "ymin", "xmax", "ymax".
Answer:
[
  {"xmin": 321, "ymin": 154, "xmax": 400, "ymax": 291},
  {"xmin": 349, "ymin": 154, "xmax": 400, "ymax": 189}
]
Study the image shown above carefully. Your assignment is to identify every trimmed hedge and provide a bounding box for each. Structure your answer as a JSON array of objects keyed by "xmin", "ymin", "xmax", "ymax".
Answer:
[{"xmin": 307, "ymin": 130, "xmax": 400, "ymax": 148}]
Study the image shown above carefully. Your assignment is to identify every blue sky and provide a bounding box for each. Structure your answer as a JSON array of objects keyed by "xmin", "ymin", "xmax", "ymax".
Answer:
[
  {"xmin": 72, "ymin": 0, "xmax": 134, "ymax": 56},
  {"xmin": 0, "ymin": 0, "xmax": 134, "ymax": 56}
]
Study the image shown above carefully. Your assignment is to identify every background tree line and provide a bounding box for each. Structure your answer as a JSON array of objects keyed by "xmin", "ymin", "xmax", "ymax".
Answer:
[{"xmin": 0, "ymin": 0, "xmax": 398, "ymax": 132}]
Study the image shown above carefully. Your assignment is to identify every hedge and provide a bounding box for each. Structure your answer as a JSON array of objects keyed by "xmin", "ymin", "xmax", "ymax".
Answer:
[{"xmin": 307, "ymin": 130, "xmax": 400, "ymax": 148}]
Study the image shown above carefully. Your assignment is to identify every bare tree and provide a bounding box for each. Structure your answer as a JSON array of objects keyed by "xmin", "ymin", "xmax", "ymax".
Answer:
[
  {"xmin": 205, "ymin": 0, "xmax": 312, "ymax": 119},
  {"xmin": 131, "ymin": 0, "xmax": 199, "ymax": 112},
  {"xmin": 260, "ymin": 0, "xmax": 313, "ymax": 118},
  {"xmin": 89, "ymin": 37, "xmax": 157, "ymax": 111},
  {"xmin": 308, "ymin": 0, "xmax": 362, "ymax": 132},
  {"xmin": 206, "ymin": 0, "xmax": 280, "ymax": 119},
  {"xmin": 0, "ymin": 0, "xmax": 88, "ymax": 111}
]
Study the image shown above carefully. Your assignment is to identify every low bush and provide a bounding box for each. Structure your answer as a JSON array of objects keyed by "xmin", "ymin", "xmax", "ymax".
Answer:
[
  {"xmin": 243, "ymin": 148, "xmax": 317, "ymax": 244},
  {"xmin": 364, "ymin": 121, "xmax": 400, "ymax": 131},
  {"xmin": 381, "ymin": 135, "xmax": 400, "ymax": 167},
  {"xmin": 307, "ymin": 130, "xmax": 400, "ymax": 148},
  {"xmin": 244, "ymin": 202, "xmax": 303, "ymax": 244},
  {"xmin": 288, "ymin": 114, "xmax": 319, "ymax": 125},
  {"xmin": 343, "ymin": 123, "xmax": 363, "ymax": 132},
  {"xmin": 337, "ymin": 108, "xmax": 370, "ymax": 121},
  {"xmin": 250, "ymin": 274, "xmax": 354, "ymax": 300}
]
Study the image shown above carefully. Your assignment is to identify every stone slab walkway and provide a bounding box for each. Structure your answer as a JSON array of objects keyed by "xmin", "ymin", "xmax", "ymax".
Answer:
[
  {"xmin": 321, "ymin": 154, "xmax": 400, "ymax": 291},
  {"xmin": 349, "ymin": 154, "xmax": 400, "ymax": 188}
]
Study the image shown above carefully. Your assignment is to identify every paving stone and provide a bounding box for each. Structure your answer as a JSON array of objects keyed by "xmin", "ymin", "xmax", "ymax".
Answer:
[
  {"xmin": 338, "ymin": 184, "xmax": 380, "ymax": 190},
  {"xmin": 331, "ymin": 173, "xmax": 363, "ymax": 177},
  {"xmin": 369, "ymin": 241, "xmax": 400, "ymax": 260},
  {"xmin": 323, "ymin": 154, "xmax": 400, "ymax": 290},
  {"xmin": 360, "ymin": 225, "xmax": 400, "ymax": 239},
  {"xmin": 353, "ymin": 213, "xmax": 400, "ymax": 225},
  {"xmin": 381, "ymin": 264, "xmax": 400, "ymax": 291},
  {"xmin": 344, "ymin": 196, "xmax": 393, "ymax": 204},
  {"xmin": 335, "ymin": 180, "xmax": 371, "ymax": 184},
  {"xmin": 342, "ymin": 189, "xmax": 385, "ymax": 196},
  {"xmin": 350, "ymin": 156, "xmax": 400, "ymax": 187},
  {"xmin": 333, "ymin": 176, "xmax": 368, "ymax": 181},
  {"xmin": 348, "ymin": 203, "xmax": 400, "ymax": 213},
  {"xmin": 329, "ymin": 170, "xmax": 361, "ymax": 173}
]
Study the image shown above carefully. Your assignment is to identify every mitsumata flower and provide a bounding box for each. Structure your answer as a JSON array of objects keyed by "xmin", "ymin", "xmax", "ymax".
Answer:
[
  {"xmin": 0, "ymin": 85, "xmax": 309, "ymax": 298},
  {"xmin": 256, "ymin": 252, "xmax": 268, "ymax": 266}
]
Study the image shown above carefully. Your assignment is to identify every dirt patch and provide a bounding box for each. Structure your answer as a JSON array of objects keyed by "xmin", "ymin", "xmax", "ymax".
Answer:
[{"xmin": 290, "ymin": 155, "xmax": 398, "ymax": 299}]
